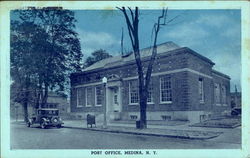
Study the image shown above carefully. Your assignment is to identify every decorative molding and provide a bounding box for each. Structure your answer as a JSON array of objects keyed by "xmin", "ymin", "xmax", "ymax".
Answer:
[
  {"xmin": 74, "ymin": 68, "xmax": 212, "ymax": 88},
  {"xmin": 123, "ymin": 68, "xmax": 212, "ymax": 81}
]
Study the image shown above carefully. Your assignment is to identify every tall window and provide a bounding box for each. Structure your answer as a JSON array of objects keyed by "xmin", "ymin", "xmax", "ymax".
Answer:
[
  {"xmin": 95, "ymin": 86, "xmax": 102, "ymax": 106},
  {"xmin": 86, "ymin": 87, "xmax": 92, "ymax": 107},
  {"xmin": 129, "ymin": 80, "xmax": 139, "ymax": 104},
  {"xmin": 214, "ymin": 83, "xmax": 220, "ymax": 104},
  {"xmin": 147, "ymin": 83, "xmax": 154, "ymax": 103},
  {"xmin": 77, "ymin": 88, "xmax": 84, "ymax": 107},
  {"xmin": 113, "ymin": 88, "xmax": 118, "ymax": 105},
  {"xmin": 198, "ymin": 78, "xmax": 204, "ymax": 102},
  {"xmin": 160, "ymin": 76, "xmax": 172, "ymax": 103},
  {"xmin": 221, "ymin": 85, "xmax": 226, "ymax": 105}
]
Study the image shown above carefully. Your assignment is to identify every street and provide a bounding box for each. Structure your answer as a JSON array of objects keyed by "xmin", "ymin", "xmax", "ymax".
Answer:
[{"xmin": 11, "ymin": 122, "xmax": 241, "ymax": 149}]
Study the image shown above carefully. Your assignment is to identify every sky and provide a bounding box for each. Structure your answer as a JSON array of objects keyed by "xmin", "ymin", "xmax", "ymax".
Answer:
[{"xmin": 74, "ymin": 9, "xmax": 241, "ymax": 92}]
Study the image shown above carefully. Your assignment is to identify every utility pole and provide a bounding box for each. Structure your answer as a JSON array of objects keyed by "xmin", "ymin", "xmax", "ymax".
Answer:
[{"xmin": 102, "ymin": 77, "xmax": 107, "ymax": 128}]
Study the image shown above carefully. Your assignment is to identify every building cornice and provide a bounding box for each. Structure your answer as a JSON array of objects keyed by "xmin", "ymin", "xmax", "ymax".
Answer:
[
  {"xmin": 71, "ymin": 47, "xmax": 216, "ymax": 77},
  {"xmin": 212, "ymin": 69, "xmax": 231, "ymax": 80},
  {"xmin": 73, "ymin": 68, "xmax": 213, "ymax": 88}
]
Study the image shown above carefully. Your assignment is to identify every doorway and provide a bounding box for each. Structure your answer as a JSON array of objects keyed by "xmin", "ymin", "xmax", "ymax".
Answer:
[{"xmin": 107, "ymin": 86, "xmax": 122, "ymax": 120}]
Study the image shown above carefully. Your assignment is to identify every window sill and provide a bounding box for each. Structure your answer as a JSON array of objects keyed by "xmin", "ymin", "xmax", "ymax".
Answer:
[
  {"xmin": 129, "ymin": 102, "xmax": 155, "ymax": 105},
  {"xmin": 147, "ymin": 102, "xmax": 154, "ymax": 105},
  {"xmin": 215, "ymin": 104, "xmax": 221, "ymax": 106},
  {"xmin": 200, "ymin": 101, "xmax": 205, "ymax": 104},
  {"xmin": 95, "ymin": 105, "xmax": 102, "ymax": 107},
  {"xmin": 160, "ymin": 101, "xmax": 172, "ymax": 104},
  {"xmin": 85, "ymin": 105, "xmax": 92, "ymax": 107},
  {"xmin": 129, "ymin": 103, "xmax": 139, "ymax": 105}
]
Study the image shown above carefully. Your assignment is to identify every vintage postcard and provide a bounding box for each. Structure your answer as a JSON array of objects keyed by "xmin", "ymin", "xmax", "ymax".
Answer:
[{"xmin": 0, "ymin": 1, "xmax": 249, "ymax": 158}]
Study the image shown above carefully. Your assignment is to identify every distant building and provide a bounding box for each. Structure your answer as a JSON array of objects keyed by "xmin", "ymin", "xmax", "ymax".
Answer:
[
  {"xmin": 11, "ymin": 92, "xmax": 70, "ymax": 120},
  {"xmin": 70, "ymin": 42, "xmax": 231, "ymax": 123},
  {"xmin": 231, "ymin": 86, "xmax": 241, "ymax": 108},
  {"xmin": 45, "ymin": 92, "xmax": 70, "ymax": 114}
]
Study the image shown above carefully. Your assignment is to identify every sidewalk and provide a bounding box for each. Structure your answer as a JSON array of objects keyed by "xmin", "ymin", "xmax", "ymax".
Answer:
[{"xmin": 62, "ymin": 120, "xmax": 225, "ymax": 139}]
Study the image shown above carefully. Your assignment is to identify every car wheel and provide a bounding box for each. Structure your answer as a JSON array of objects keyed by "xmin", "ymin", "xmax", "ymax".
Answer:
[
  {"xmin": 57, "ymin": 124, "xmax": 62, "ymax": 128},
  {"xmin": 40, "ymin": 121, "xmax": 46, "ymax": 129},
  {"xmin": 231, "ymin": 111, "xmax": 237, "ymax": 116}
]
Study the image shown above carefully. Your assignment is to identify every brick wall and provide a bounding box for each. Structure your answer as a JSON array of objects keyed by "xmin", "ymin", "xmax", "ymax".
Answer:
[
  {"xmin": 122, "ymin": 71, "xmax": 190, "ymax": 112},
  {"xmin": 211, "ymin": 72, "xmax": 231, "ymax": 115},
  {"xmin": 70, "ymin": 86, "xmax": 104, "ymax": 113},
  {"xmin": 186, "ymin": 52, "xmax": 213, "ymax": 76},
  {"xmin": 70, "ymin": 47, "xmax": 231, "ymax": 120},
  {"xmin": 187, "ymin": 72, "xmax": 213, "ymax": 111}
]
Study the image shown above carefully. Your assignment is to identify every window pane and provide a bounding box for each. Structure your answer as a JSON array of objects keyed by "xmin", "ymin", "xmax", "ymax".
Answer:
[
  {"xmin": 147, "ymin": 83, "xmax": 153, "ymax": 103},
  {"xmin": 77, "ymin": 88, "xmax": 85, "ymax": 107},
  {"xmin": 214, "ymin": 83, "xmax": 220, "ymax": 104},
  {"xmin": 199, "ymin": 78, "xmax": 204, "ymax": 102},
  {"xmin": 96, "ymin": 86, "xmax": 102, "ymax": 105},
  {"xmin": 160, "ymin": 76, "xmax": 172, "ymax": 102},
  {"xmin": 129, "ymin": 80, "xmax": 139, "ymax": 104},
  {"xmin": 86, "ymin": 87, "xmax": 92, "ymax": 106},
  {"xmin": 221, "ymin": 85, "xmax": 226, "ymax": 104}
]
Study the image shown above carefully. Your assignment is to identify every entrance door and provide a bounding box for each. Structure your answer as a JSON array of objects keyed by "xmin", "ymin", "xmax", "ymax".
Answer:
[{"xmin": 112, "ymin": 87, "xmax": 120, "ymax": 112}]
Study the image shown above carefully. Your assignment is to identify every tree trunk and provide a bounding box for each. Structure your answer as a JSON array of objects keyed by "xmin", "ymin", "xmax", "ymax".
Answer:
[
  {"xmin": 23, "ymin": 88, "xmax": 29, "ymax": 122},
  {"xmin": 34, "ymin": 87, "xmax": 41, "ymax": 109},
  {"xmin": 139, "ymin": 92, "xmax": 147, "ymax": 129},
  {"xmin": 23, "ymin": 101, "xmax": 29, "ymax": 122},
  {"xmin": 140, "ymin": 86, "xmax": 147, "ymax": 129},
  {"xmin": 41, "ymin": 84, "xmax": 48, "ymax": 108}
]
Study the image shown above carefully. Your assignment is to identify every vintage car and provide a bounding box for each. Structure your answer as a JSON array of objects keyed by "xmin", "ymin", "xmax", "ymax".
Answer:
[
  {"xmin": 231, "ymin": 107, "xmax": 241, "ymax": 116},
  {"xmin": 27, "ymin": 108, "xmax": 64, "ymax": 129}
]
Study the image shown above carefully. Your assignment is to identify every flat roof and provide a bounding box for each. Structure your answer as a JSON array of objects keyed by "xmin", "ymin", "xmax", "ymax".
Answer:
[
  {"xmin": 82, "ymin": 41, "xmax": 181, "ymax": 72},
  {"xmin": 212, "ymin": 69, "xmax": 230, "ymax": 80},
  {"xmin": 71, "ymin": 41, "xmax": 225, "ymax": 77}
]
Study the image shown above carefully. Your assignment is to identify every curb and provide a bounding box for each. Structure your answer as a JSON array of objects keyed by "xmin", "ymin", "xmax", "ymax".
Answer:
[
  {"xmin": 189, "ymin": 124, "xmax": 241, "ymax": 129},
  {"xmin": 63, "ymin": 126, "xmax": 221, "ymax": 140}
]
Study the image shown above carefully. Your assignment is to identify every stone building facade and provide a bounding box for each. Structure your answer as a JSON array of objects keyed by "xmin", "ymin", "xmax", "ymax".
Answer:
[{"xmin": 70, "ymin": 42, "xmax": 231, "ymax": 123}]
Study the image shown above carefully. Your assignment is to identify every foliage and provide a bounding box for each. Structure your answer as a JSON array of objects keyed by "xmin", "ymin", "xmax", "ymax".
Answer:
[
  {"xmin": 84, "ymin": 49, "xmax": 112, "ymax": 68},
  {"xmin": 11, "ymin": 8, "xmax": 83, "ymax": 121}
]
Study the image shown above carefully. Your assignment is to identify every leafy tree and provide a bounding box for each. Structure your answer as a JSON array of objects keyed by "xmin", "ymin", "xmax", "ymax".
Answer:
[
  {"xmin": 84, "ymin": 49, "xmax": 112, "ymax": 68},
  {"xmin": 118, "ymin": 7, "xmax": 176, "ymax": 129},
  {"xmin": 11, "ymin": 8, "xmax": 83, "ymax": 122}
]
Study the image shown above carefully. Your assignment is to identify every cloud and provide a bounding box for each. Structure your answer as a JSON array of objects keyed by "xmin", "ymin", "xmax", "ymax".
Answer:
[
  {"xmin": 209, "ymin": 47, "xmax": 241, "ymax": 91},
  {"xmin": 221, "ymin": 25, "xmax": 241, "ymax": 39},
  {"xmin": 165, "ymin": 13, "xmax": 235, "ymax": 47},
  {"xmin": 163, "ymin": 12, "xmax": 241, "ymax": 91},
  {"xmin": 76, "ymin": 28, "xmax": 120, "ymax": 58},
  {"xmin": 195, "ymin": 14, "xmax": 231, "ymax": 28},
  {"xmin": 165, "ymin": 23, "xmax": 210, "ymax": 47}
]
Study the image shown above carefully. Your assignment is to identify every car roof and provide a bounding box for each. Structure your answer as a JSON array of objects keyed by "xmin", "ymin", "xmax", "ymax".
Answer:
[{"xmin": 38, "ymin": 108, "xmax": 59, "ymax": 111}]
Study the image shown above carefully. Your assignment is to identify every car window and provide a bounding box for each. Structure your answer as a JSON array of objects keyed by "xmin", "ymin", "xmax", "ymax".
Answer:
[{"xmin": 38, "ymin": 110, "xmax": 58, "ymax": 115}]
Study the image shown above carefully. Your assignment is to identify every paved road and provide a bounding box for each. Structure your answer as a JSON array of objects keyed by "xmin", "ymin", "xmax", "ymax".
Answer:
[{"xmin": 11, "ymin": 122, "xmax": 241, "ymax": 149}]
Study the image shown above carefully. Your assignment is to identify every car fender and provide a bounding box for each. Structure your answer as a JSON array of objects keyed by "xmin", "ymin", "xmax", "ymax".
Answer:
[
  {"xmin": 41, "ymin": 117, "xmax": 49, "ymax": 124},
  {"xmin": 28, "ymin": 118, "xmax": 33, "ymax": 124}
]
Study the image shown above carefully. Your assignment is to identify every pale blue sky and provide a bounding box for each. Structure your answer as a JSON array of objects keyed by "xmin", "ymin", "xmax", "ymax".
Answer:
[{"xmin": 74, "ymin": 9, "xmax": 241, "ymax": 92}]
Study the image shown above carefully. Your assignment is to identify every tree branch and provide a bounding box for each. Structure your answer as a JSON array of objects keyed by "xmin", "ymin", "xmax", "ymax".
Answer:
[
  {"xmin": 128, "ymin": 7, "xmax": 135, "ymax": 22},
  {"xmin": 145, "ymin": 8, "xmax": 168, "ymax": 89},
  {"xmin": 117, "ymin": 7, "xmax": 135, "ymax": 47}
]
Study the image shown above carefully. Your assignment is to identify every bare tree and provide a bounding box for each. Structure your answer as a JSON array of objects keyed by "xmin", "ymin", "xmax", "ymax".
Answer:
[{"xmin": 117, "ymin": 7, "xmax": 175, "ymax": 129}]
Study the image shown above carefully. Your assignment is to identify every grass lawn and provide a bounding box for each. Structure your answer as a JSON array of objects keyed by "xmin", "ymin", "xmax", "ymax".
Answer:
[{"xmin": 190, "ymin": 117, "xmax": 241, "ymax": 128}]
